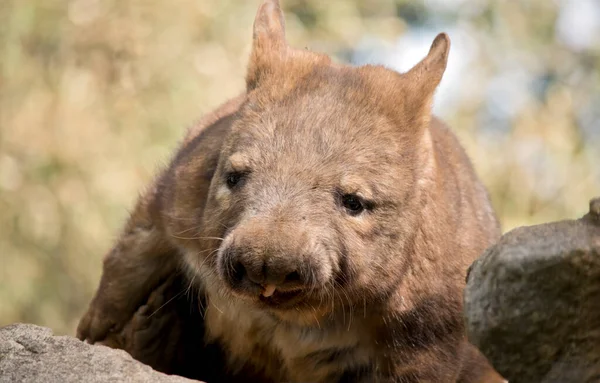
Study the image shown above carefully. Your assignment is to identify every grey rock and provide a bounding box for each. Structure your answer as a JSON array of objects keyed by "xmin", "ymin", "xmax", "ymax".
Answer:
[
  {"xmin": 464, "ymin": 197, "xmax": 600, "ymax": 383},
  {"xmin": 0, "ymin": 323, "xmax": 199, "ymax": 383}
]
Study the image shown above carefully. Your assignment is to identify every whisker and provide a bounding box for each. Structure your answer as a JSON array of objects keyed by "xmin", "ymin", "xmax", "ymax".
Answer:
[
  {"xmin": 148, "ymin": 288, "xmax": 187, "ymax": 318},
  {"xmin": 310, "ymin": 305, "xmax": 321, "ymax": 329},
  {"xmin": 173, "ymin": 225, "xmax": 204, "ymax": 236},
  {"xmin": 170, "ymin": 234, "xmax": 226, "ymax": 241}
]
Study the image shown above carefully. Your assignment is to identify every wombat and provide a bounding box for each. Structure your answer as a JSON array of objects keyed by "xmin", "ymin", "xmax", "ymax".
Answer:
[{"xmin": 77, "ymin": 1, "xmax": 504, "ymax": 382}]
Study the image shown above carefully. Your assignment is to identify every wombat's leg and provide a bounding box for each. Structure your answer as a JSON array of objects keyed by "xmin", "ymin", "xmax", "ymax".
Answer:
[
  {"xmin": 77, "ymin": 188, "xmax": 181, "ymax": 345},
  {"xmin": 118, "ymin": 273, "xmax": 191, "ymax": 374},
  {"xmin": 116, "ymin": 273, "xmax": 225, "ymax": 381}
]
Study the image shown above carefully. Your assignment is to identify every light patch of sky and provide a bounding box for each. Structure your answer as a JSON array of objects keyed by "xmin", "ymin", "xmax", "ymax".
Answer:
[
  {"xmin": 485, "ymin": 68, "xmax": 532, "ymax": 120},
  {"xmin": 423, "ymin": 0, "xmax": 487, "ymax": 17},
  {"xmin": 424, "ymin": 0, "xmax": 469, "ymax": 8},
  {"xmin": 556, "ymin": 0, "xmax": 600, "ymax": 51}
]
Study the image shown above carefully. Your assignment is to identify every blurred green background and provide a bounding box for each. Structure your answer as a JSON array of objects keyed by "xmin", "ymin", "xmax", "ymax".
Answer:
[{"xmin": 1, "ymin": 0, "xmax": 598, "ymax": 335}]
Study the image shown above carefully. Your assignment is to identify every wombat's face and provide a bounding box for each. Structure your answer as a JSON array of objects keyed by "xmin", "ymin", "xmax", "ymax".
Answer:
[
  {"xmin": 178, "ymin": 0, "xmax": 449, "ymax": 316},
  {"xmin": 202, "ymin": 78, "xmax": 421, "ymax": 312},
  {"xmin": 197, "ymin": 82, "xmax": 418, "ymax": 309}
]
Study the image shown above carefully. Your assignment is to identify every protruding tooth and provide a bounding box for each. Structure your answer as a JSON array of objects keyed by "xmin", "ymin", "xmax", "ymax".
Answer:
[{"xmin": 262, "ymin": 284, "xmax": 276, "ymax": 297}]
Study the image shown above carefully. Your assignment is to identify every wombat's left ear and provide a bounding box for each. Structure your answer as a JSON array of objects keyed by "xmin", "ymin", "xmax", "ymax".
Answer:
[
  {"xmin": 246, "ymin": 0, "xmax": 288, "ymax": 91},
  {"xmin": 403, "ymin": 33, "xmax": 450, "ymax": 105}
]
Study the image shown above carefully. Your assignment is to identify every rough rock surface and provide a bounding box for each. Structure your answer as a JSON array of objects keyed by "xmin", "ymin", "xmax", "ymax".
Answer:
[
  {"xmin": 0, "ymin": 323, "xmax": 199, "ymax": 383},
  {"xmin": 464, "ymin": 197, "xmax": 600, "ymax": 383}
]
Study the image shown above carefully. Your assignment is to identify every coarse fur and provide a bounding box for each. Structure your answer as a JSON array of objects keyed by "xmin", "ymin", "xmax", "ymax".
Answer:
[{"xmin": 77, "ymin": 1, "xmax": 504, "ymax": 382}]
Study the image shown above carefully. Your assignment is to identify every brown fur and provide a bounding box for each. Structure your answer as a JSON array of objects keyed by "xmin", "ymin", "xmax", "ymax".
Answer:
[{"xmin": 77, "ymin": 1, "xmax": 504, "ymax": 382}]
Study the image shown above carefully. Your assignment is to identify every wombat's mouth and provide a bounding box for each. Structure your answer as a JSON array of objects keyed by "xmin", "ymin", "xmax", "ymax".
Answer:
[
  {"xmin": 226, "ymin": 281, "xmax": 306, "ymax": 308},
  {"xmin": 221, "ymin": 272, "xmax": 307, "ymax": 309},
  {"xmin": 257, "ymin": 288, "xmax": 304, "ymax": 308}
]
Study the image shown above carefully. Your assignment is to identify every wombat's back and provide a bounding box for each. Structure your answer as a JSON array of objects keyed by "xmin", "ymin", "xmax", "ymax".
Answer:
[{"xmin": 430, "ymin": 117, "xmax": 501, "ymax": 247}]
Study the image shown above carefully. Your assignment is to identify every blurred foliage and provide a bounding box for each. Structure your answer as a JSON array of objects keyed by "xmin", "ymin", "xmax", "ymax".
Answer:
[{"xmin": 0, "ymin": 0, "xmax": 598, "ymax": 335}]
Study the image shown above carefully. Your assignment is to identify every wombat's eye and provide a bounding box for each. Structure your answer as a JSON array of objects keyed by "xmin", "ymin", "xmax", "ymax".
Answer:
[
  {"xmin": 226, "ymin": 172, "xmax": 245, "ymax": 189},
  {"xmin": 341, "ymin": 194, "xmax": 365, "ymax": 215}
]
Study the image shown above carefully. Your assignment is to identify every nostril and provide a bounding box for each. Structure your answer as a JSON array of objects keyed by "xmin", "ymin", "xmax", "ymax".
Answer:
[
  {"xmin": 231, "ymin": 260, "xmax": 246, "ymax": 284},
  {"xmin": 284, "ymin": 271, "xmax": 301, "ymax": 285}
]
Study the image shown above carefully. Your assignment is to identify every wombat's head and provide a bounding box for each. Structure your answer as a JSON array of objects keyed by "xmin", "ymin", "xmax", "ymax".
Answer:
[{"xmin": 183, "ymin": 0, "xmax": 450, "ymax": 316}]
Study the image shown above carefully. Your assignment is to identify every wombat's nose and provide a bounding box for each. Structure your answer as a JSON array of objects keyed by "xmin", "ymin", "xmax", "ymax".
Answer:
[{"xmin": 232, "ymin": 257, "xmax": 303, "ymax": 291}]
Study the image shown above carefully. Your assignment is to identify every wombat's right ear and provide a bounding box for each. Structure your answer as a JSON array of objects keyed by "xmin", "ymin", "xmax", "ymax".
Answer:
[{"xmin": 246, "ymin": 0, "xmax": 288, "ymax": 91}]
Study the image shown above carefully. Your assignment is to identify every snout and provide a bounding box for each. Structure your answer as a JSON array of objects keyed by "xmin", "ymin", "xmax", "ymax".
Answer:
[
  {"xmin": 215, "ymin": 216, "xmax": 335, "ymax": 308},
  {"xmin": 232, "ymin": 252, "xmax": 303, "ymax": 290},
  {"xmin": 221, "ymin": 244, "xmax": 308, "ymax": 303}
]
